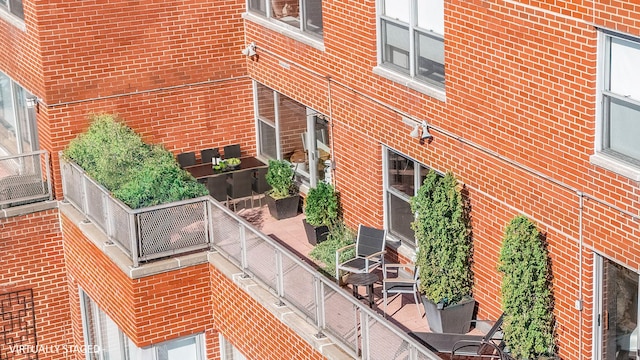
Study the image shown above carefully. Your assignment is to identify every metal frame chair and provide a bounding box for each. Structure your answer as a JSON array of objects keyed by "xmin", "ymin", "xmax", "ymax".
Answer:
[
  {"xmin": 223, "ymin": 144, "xmax": 241, "ymax": 159},
  {"xmin": 226, "ymin": 169, "xmax": 253, "ymax": 211},
  {"xmin": 335, "ymin": 225, "xmax": 386, "ymax": 285},
  {"xmin": 201, "ymin": 148, "xmax": 220, "ymax": 164},
  {"xmin": 382, "ymin": 263, "xmax": 421, "ymax": 318},
  {"xmin": 177, "ymin": 151, "xmax": 196, "ymax": 168}
]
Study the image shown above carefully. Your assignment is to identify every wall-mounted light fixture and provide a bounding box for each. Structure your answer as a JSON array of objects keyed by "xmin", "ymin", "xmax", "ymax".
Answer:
[
  {"xmin": 403, "ymin": 116, "xmax": 432, "ymax": 144},
  {"xmin": 26, "ymin": 96, "xmax": 40, "ymax": 113},
  {"xmin": 241, "ymin": 42, "xmax": 257, "ymax": 59}
]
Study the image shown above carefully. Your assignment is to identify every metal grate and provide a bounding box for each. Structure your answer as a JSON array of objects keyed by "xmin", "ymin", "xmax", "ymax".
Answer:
[{"xmin": 0, "ymin": 289, "xmax": 38, "ymax": 360}]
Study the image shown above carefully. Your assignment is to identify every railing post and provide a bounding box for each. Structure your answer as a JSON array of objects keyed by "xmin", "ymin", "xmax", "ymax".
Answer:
[
  {"xmin": 130, "ymin": 213, "xmax": 139, "ymax": 268},
  {"xmin": 275, "ymin": 250, "xmax": 285, "ymax": 306},
  {"xmin": 360, "ymin": 311, "xmax": 369, "ymax": 360},
  {"xmin": 239, "ymin": 225, "xmax": 249, "ymax": 277},
  {"xmin": 314, "ymin": 276, "xmax": 326, "ymax": 338}
]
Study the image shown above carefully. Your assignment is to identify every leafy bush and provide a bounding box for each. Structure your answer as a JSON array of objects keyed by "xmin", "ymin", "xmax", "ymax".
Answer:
[
  {"xmin": 63, "ymin": 113, "xmax": 207, "ymax": 209},
  {"xmin": 304, "ymin": 182, "xmax": 339, "ymax": 227},
  {"xmin": 113, "ymin": 145, "xmax": 207, "ymax": 209},
  {"xmin": 498, "ymin": 215, "xmax": 555, "ymax": 359},
  {"xmin": 411, "ymin": 170, "xmax": 472, "ymax": 307},
  {"xmin": 64, "ymin": 113, "xmax": 148, "ymax": 191},
  {"xmin": 310, "ymin": 221, "xmax": 355, "ymax": 277},
  {"xmin": 266, "ymin": 159, "xmax": 296, "ymax": 199}
]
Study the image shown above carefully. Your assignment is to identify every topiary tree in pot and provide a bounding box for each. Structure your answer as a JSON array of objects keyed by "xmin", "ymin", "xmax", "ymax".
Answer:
[
  {"xmin": 264, "ymin": 159, "xmax": 300, "ymax": 219},
  {"xmin": 411, "ymin": 170, "xmax": 474, "ymax": 334},
  {"xmin": 498, "ymin": 215, "xmax": 555, "ymax": 359},
  {"xmin": 303, "ymin": 181, "xmax": 339, "ymax": 245}
]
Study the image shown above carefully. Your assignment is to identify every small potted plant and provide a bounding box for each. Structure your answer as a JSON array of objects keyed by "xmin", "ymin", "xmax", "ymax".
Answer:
[
  {"xmin": 303, "ymin": 182, "xmax": 339, "ymax": 245},
  {"xmin": 226, "ymin": 157, "xmax": 241, "ymax": 170},
  {"xmin": 264, "ymin": 159, "xmax": 299, "ymax": 219},
  {"xmin": 411, "ymin": 170, "xmax": 474, "ymax": 334}
]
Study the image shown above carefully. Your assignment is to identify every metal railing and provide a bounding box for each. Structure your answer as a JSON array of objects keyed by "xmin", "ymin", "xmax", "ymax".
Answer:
[
  {"xmin": 59, "ymin": 156, "xmax": 440, "ymax": 359},
  {"xmin": 0, "ymin": 150, "xmax": 52, "ymax": 209}
]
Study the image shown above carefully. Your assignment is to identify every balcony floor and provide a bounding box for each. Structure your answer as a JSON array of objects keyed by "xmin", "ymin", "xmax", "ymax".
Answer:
[{"xmin": 236, "ymin": 203, "xmax": 432, "ymax": 340}]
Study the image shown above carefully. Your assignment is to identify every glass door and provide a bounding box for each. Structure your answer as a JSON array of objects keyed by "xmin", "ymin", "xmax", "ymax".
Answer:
[{"xmin": 596, "ymin": 256, "xmax": 639, "ymax": 359}]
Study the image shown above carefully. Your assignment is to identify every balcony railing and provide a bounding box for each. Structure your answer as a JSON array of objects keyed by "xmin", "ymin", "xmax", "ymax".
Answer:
[
  {"xmin": 59, "ymin": 156, "xmax": 439, "ymax": 360},
  {"xmin": 0, "ymin": 151, "xmax": 52, "ymax": 209}
]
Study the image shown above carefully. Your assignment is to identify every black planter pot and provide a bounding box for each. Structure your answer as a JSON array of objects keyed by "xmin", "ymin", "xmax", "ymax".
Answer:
[
  {"xmin": 265, "ymin": 193, "xmax": 300, "ymax": 220},
  {"xmin": 421, "ymin": 296, "xmax": 475, "ymax": 334},
  {"xmin": 302, "ymin": 218, "xmax": 330, "ymax": 245}
]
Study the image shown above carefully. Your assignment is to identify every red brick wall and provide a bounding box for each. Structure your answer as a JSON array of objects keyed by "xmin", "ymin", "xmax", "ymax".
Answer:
[
  {"xmin": 61, "ymin": 213, "xmax": 212, "ymax": 347},
  {"xmin": 0, "ymin": 209, "xmax": 71, "ymax": 360},
  {"xmin": 210, "ymin": 264, "xmax": 326, "ymax": 360}
]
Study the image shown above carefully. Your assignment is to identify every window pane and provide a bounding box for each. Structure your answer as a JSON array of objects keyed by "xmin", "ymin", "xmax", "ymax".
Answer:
[
  {"xmin": 383, "ymin": 0, "xmax": 410, "ymax": 22},
  {"xmin": 388, "ymin": 151, "xmax": 414, "ymax": 196},
  {"xmin": 249, "ymin": 0, "xmax": 266, "ymax": 15},
  {"xmin": 259, "ymin": 120, "xmax": 277, "ymax": 159},
  {"xmin": 416, "ymin": 30, "xmax": 445, "ymax": 87},
  {"xmin": 304, "ymin": 0, "xmax": 323, "ymax": 36},
  {"xmin": 388, "ymin": 192, "xmax": 415, "ymax": 246},
  {"xmin": 257, "ymin": 83, "xmax": 275, "ymax": 124},
  {"xmin": 9, "ymin": 0, "xmax": 22, "ymax": 19},
  {"xmin": 610, "ymin": 37, "xmax": 640, "ymax": 102},
  {"xmin": 279, "ymin": 95, "xmax": 308, "ymax": 183},
  {"xmin": 417, "ymin": 0, "xmax": 444, "ymax": 35},
  {"xmin": 382, "ymin": 20, "xmax": 410, "ymax": 71},
  {"xmin": 165, "ymin": 337, "xmax": 197, "ymax": 360},
  {"xmin": 601, "ymin": 260, "xmax": 638, "ymax": 359},
  {"xmin": 606, "ymin": 96, "xmax": 640, "ymax": 162},
  {"xmin": 272, "ymin": 0, "xmax": 300, "ymax": 27},
  {"xmin": 0, "ymin": 73, "xmax": 17, "ymax": 155}
]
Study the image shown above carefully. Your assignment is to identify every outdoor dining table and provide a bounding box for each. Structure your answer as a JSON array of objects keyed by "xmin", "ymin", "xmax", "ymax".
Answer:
[{"xmin": 184, "ymin": 156, "xmax": 267, "ymax": 179}]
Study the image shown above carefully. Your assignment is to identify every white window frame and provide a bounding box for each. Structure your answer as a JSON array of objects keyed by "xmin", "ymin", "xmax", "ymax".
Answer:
[
  {"xmin": 244, "ymin": 0, "xmax": 324, "ymax": 46},
  {"xmin": 591, "ymin": 29, "xmax": 640, "ymax": 181},
  {"xmin": 375, "ymin": 0, "xmax": 445, "ymax": 94},
  {"xmin": 0, "ymin": 0, "xmax": 24, "ymax": 21},
  {"xmin": 0, "ymin": 72, "xmax": 38, "ymax": 157}
]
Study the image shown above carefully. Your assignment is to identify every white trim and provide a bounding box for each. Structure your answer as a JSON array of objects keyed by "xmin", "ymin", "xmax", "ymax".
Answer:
[
  {"xmin": 589, "ymin": 152, "xmax": 640, "ymax": 181},
  {"xmin": 0, "ymin": 8, "xmax": 25, "ymax": 31},
  {"xmin": 373, "ymin": 65, "xmax": 446, "ymax": 102}
]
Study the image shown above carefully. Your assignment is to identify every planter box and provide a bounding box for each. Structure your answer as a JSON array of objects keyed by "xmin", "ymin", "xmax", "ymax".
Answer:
[
  {"xmin": 265, "ymin": 193, "xmax": 300, "ymax": 220},
  {"xmin": 421, "ymin": 296, "xmax": 475, "ymax": 334},
  {"xmin": 302, "ymin": 218, "xmax": 330, "ymax": 245}
]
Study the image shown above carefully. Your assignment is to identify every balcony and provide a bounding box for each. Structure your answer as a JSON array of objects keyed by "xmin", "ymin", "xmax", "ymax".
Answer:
[
  {"xmin": 59, "ymin": 156, "xmax": 444, "ymax": 359},
  {"xmin": 0, "ymin": 151, "xmax": 53, "ymax": 215}
]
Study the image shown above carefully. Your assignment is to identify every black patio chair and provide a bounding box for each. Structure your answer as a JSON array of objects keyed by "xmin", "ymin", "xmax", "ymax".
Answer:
[
  {"xmin": 223, "ymin": 144, "xmax": 241, "ymax": 159},
  {"xmin": 252, "ymin": 167, "xmax": 271, "ymax": 206},
  {"xmin": 206, "ymin": 174, "xmax": 228, "ymax": 203},
  {"xmin": 201, "ymin": 148, "xmax": 220, "ymax": 164},
  {"xmin": 335, "ymin": 224, "xmax": 386, "ymax": 285},
  {"xmin": 409, "ymin": 313, "xmax": 506, "ymax": 359},
  {"xmin": 227, "ymin": 169, "xmax": 253, "ymax": 211},
  {"xmin": 177, "ymin": 151, "xmax": 196, "ymax": 168}
]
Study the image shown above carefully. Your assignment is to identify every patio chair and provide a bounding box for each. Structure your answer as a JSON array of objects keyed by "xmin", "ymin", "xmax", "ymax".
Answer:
[
  {"xmin": 335, "ymin": 225, "xmax": 387, "ymax": 285},
  {"xmin": 252, "ymin": 167, "xmax": 271, "ymax": 206},
  {"xmin": 227, "ymin": 169, "xmax": 253, "ymax": 211},
  {"xmin": 223, "ymin": 144, "xmax": 241, "ymax": 159},
  {"xmin": 201, "ymin": 148, "xmax": 220, "ymax": 164},
  {"xmin": 409, "ymin": 313, "xmax": 505, "ymax": 358},
  {"xmin": 382, "ymin": 263, "xmax": 421, "ymax": 318},
  {"xmin": 177, "ymin": 151, "xmax": 196, "ymax": 168},
  {"xmin": 206, "ymin": 174, "xmax": 228, "ymax": 203}
]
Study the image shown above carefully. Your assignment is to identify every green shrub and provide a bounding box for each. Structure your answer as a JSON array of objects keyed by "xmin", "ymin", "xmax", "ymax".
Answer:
[
  {"xmin": 310, "ymin": 221, "xmax": 355, "ymax": 277},
  {"xmin": 63, "ymin": 113, "xmax": 207, "ymax": 209},
  {"xmin": 304, "ymin": 182, "xmax": 339, "ymax": 227},
  {"xmin": 64, "ymin": 113, "xmax": 148, "ymax": 191},
  {"xmin": 266, "ymin": 159, "xmax": 296, "ymax": 199},
  {"xmin": 498, "ymin": 215, "xmax": 555, "ymax": 359},
  {"xmin": 113, "ymin": 145, "xmax": 207, "ymax": 209},
  {"xmin": 411, "ymin": 170, "xmax": 472, "ymax": 307}
]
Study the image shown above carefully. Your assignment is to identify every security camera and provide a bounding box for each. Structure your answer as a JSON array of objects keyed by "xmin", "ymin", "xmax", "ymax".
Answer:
[{"xmin": 242, "ymin": 42, "xmax": 257, "ymax": 57}]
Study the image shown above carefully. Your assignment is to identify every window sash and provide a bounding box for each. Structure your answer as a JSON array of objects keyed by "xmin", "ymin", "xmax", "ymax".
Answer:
[
  {"xmin": 0, "ymin": 0, "xmax": 24, "ymax": 19},
  {"xmin": 248, "ymin": 0, "xmax": 323, "ymax": 37}
]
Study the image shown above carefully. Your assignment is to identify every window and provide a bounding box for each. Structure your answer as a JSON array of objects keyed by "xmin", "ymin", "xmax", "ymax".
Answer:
[
  {"xmin": 219, "ymin": 334, "xmax": 247, "ymax": 360},
  {"xmin": 79, "ymin": 290, "xmax": 205, "ymax": 360},
  {"xmin": 598, "ymin": 31, "xmax": 640, "ymax": 169},
  {"xmin": 594, "ymin": 255, "xmax": 639, "ymax": 360},
  {"xmin": 383, "ymin": 148, "xmax": 431, "ymax": 247},
  {"xmin": 248, "ymin": 0, "xmax": 323, "ymax": 38},
  {"xmin": 379, "ymin": 0, "xmax": 445, "ymax": 89},
  {"xmin": 0, "ymin": 0, "xmax": 24, "ymax": 20},
  {"xmin": 254, "ymin": 82, "xmax": 331, "ymax": 189},
  {"xmin": 0, "ymin": 72, "xmax": 38, "ymax": 157}
]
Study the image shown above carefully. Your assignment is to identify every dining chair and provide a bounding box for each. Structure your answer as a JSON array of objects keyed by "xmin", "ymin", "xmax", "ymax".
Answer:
[
  {"xmin": 201, "ymin": 148, "xmax": 220, "ymax": 164},
  {"xmin": 177, "ymin": 151, "xmax": 196, "ymax": 168},
  {"xmin": 223, "ymin": 144, "xmax": 241, "ymax": 159},
  {"xmin": 252, "ymin": 167, "xmax": 271, "ymax": 206},
  {"xmin": 206, "ymin": 174, "xmax": 228, "ymax": 203},
  {"xmin": 227, "ymin": 169, "xmax": 253, "ymax": 211}
]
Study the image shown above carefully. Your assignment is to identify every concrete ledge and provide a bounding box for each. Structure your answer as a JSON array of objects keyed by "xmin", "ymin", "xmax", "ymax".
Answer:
[
  {"xmin": 208, "ymin": 252, "xmax": 353, "ymax": 360},
  {"xmin": 59, "ymin": 201, "xmax": 209, "ymax": 279},
  {"xmin": 1, "ymin": 200, "xmax": 57, "ymax": 219}
]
